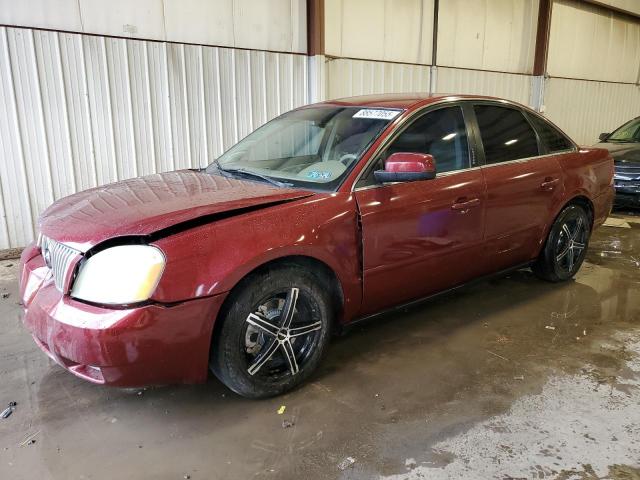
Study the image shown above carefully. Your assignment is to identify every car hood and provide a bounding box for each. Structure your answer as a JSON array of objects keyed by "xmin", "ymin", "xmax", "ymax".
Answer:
[
  {"xmin": 39, "ymin": 170, "xmax": 314, "ymax": 252},
  {"xmin": 594, "ymin": 142, "xmax": 640, "ymax": 164}
]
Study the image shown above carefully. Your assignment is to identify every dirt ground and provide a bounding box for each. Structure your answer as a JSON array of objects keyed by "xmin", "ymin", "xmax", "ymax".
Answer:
[{"xmin": 1, "ymin": 212, "xmax": 639, "ymax": 480}]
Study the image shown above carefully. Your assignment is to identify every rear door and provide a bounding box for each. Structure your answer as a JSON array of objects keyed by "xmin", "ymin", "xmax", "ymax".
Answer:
[
  {"xmin": 471, "ymin": 103, "xmax": 565, "ymax": 271},
  {"xmin": 354, "ymin": 104, "xmax": 487, "ymax": 315}
]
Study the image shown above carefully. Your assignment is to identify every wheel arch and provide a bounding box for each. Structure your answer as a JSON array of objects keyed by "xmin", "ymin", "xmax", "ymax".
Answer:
[
  {"xmin": 208, "ymin": 255, "xmax": 345, "ymax": 357},
  {"xmin": 536, "ymin": 194, "xmax": 595, "ymax": 258},
  {"xmin": 565, "ymin": 195, "xmax": 595, "ymax": 227}
]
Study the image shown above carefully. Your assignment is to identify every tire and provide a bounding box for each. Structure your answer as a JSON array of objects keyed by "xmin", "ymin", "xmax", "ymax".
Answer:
[
  {"xmin": 210, "ymin": 264, "xmax": 333, "ymax": 398},
  {"xmin": 532, "ymin": 204, "xmax": 591, "ymax": 282}
]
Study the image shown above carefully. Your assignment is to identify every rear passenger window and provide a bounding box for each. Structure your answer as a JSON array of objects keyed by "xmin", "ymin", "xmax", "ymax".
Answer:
[
  {"xmin": 474, "ymin": 105, "xmax": 539, "ymax": 164},
  {"xmin": 525, "ymin": 113, "xmax": 573, "ymax": 153}
]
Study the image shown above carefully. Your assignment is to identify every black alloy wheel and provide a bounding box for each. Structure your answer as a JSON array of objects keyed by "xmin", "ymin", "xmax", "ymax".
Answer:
[
  {"xmin": 533, "ymin": 204, "xmax": 591, "ymax": 282},
  {"xmin": 243, "ymin": 287, "xmax": 323, "ymax": 379},
  {"xmin": 211, "ymin": 264, "xmax": 332, "ymax": 398}
]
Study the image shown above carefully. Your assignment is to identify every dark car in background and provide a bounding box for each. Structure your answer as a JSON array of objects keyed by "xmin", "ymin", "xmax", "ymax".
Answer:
[{"xmin": 595, "ymin": 117, "xmax": 640, "ymax": 207}]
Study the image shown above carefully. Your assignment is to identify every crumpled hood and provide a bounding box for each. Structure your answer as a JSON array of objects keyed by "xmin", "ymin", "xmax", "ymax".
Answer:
[
  {"xmin": 39, "ymin": 170, "xmax": 314, "ymax": 252},
  {"xmin": 594, "ymin": 142, "xmax": 640, "ymax": 164}
]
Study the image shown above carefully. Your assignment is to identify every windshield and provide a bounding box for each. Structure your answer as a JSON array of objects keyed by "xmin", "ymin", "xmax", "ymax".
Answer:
[
  {"xmin": 206, "ymin": 106, "xmax": 401, "ymax": 190},
  {"xmin": 607, "ymin": 117, "xmax": 640, "ymax": 142}
]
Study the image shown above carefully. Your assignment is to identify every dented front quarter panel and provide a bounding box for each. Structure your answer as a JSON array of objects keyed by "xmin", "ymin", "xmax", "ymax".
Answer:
[
  {"xmin": 151, "ymin": 192, "xmax": 363, "ymax": 323},
  {"xmin": 38, "ymin": 170, "xmax": 314, "ymax": 252},
  {"xmin": 21, "ymin": 169, "xmax": 362, "ymax": 386}
]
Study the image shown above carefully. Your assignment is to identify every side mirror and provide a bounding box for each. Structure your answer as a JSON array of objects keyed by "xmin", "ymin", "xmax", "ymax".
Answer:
[
  {"xmin": 599, "ymin": 132, "xmax": 610, "ymax": 142},
  {"xmin": 374, "ymin": 152, "xmax": 436, "ymax": 183}
]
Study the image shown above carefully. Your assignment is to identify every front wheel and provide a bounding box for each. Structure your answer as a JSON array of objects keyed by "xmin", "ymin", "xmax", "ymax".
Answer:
[
  {"xmin": 533, "ymin": 204, "xmax": 591, "ymax": 282},
  {"xmin": 210, "ymin": 265, "xmax": 333, "ymax": 398}
]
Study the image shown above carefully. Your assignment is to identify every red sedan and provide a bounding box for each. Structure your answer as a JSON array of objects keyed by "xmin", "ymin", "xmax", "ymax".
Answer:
[{"xmin": 20, "ymin": 94, "xmax": 614, "ymax": 398}]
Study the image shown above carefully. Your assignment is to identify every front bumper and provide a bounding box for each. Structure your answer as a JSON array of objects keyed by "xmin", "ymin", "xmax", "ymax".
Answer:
[
  {"xmin": 613, "ymin": 169, "xmax": 640, "ymax": 208},
  {"xmin": 19, "ymin": 245, "xmax": 226, "ymax": 387}
]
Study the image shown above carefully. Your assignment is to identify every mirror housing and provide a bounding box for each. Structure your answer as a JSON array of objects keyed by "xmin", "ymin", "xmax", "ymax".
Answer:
[
  {"xmin": 599, "ymin": 132, "xmax": 610, "ymax": 142},
  {"xmin": 374, "ymin": 152, "xmax": 436, "ymax": 183}
]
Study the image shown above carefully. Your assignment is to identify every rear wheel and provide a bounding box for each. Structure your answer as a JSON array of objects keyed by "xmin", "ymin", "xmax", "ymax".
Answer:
[
  {"xmin": 533, "ymin": 204, "xmax": 591, "ymax": 282},
  {"xmin": 210, "ymin": 265, "xmax": 332, "ymax": 398}
]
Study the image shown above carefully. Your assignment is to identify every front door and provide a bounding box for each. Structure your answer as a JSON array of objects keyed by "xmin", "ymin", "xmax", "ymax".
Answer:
[{"xmin": 354, "ymin": 105, "xmax": 486, "ymax": 315}]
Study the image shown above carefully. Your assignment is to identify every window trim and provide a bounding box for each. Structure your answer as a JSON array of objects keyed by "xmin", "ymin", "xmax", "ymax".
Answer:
[
  {"xmin": 354, "ymin": 102, "xmax": 476, "ymax": 189},
  {"xmin": 524, "ymin": 109, "xmax": 577, "ymax": 151},
  {"xmin": 522, "ymin": 110, "xmax": 577, "ymax": 155},
  {"xmin": 351, "ymin": 98, "xmax": 578, "ymax": 192},
  {"xmin": 469, "ymin": 101, "xmax": 544, "ymax": 166},
  {"xmin": 480, "ymin": 150, "xmax": 577, "ymax": 170}
]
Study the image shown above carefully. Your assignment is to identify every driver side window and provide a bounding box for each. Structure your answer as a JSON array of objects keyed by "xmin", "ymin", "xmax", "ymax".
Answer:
[{"xmin": 358, "ymin": 106, "xmax": 471, "ymax": 187}]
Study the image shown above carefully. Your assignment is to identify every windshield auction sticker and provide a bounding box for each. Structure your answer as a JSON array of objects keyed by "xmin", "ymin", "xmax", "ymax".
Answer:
[{"xmin": 353, "ymin": 109, "xmax": 401, "ymax": 120}]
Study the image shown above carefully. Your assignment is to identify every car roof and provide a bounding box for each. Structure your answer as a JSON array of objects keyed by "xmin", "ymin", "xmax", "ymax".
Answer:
[{"xmin": 316, "ymin": 93, "xmax": 510, "ymax": 110}]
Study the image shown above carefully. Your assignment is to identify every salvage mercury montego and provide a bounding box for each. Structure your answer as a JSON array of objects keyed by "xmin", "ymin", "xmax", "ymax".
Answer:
[{"xmin": 20, "ymin": 94, "xmax": 614, "ymax": 398}]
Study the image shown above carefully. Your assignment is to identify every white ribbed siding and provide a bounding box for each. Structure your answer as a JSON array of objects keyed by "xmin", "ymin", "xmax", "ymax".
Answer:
[
  {"xmin": 0, "ymin": 26, "xmax": 308, "ymax": 249},
  {"xmin": 326, "ymin": 57, "xmax": 431, "ymax": 99},
  {"xmin": 436, "ymin": 67, "xmax": 533, "ymax": 107},
  {"xmin": 325, "ymin": 58, "xmax": 533, "ymax": 107},
  {"xmin": 544, "ymin": 78, "xmax": 640, "ymax": 146}
]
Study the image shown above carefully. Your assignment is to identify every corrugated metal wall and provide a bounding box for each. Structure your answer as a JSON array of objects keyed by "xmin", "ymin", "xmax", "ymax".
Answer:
[
  {"xmin": 437, "ymin": 0, "xmax": 539, "ymax": 74},
  {"xmin": 595, "ymin": 0, "xmax": 640, "ymax": 16},
  {"xmin": 437, "ymin": 67, "xmax": 532, "ymax": 106},
  {"xmin": 324, "ymin": 0, "xmax": 540, "ymax": 74},
  {"xmin": 545, "ymin": 78, "xmax": 640, "ymax": 145},
  {"xmin": 548, "ymin": 0, "xmax": 640, "ymax": 83},
  {"xmin": 324, "ymin": 59, "xmax": 533, "ymax": 106},
  {"xmin": 324, "ymin": 0, "xmax": 434, "ymax": 64},
  {"xmin": 2, "ymin": 1, "xmax": 639, "ymax": 250},
  {"xmin": 543, "ymin": 0, "xmax": 640, "ymax": 145},
  {"xmin": 326, "ymin": 57, "xmax": 431, "ymax": 99},
  {"xmin": 325, "ymin": 57, "xmax": 639, "ymax": 148},
  {"xmin": 0, "ymin": 26, "xmax": 308, "ymax": 249},
  {"xmin": 0, "ymin": 0, "xmax": 308, "ymax": 54}
]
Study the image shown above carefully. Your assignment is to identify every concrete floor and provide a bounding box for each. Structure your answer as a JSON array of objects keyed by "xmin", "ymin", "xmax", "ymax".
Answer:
[{"xmin": 1, "ymin": 213, "xmax": 639, "ymax": 480}]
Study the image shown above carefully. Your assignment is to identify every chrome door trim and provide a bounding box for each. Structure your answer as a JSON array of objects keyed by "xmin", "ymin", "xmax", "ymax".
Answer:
[
  {"xmin": 479, "ymin": 150, "xmax": 576, "ymax": 169},
  {"xmin": 353, "ymin": 151, "xmax": 573, "ymax": 193}
]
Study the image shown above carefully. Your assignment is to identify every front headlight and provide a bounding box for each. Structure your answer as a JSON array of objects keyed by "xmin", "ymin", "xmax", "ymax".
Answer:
[{"xmin": 71, "ymin": 245, "xmax": 165, "ymax": 305}]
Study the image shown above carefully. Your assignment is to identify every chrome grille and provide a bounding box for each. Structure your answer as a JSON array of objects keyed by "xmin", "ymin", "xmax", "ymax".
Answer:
[
  {"xmin": 616, "ymin": 179, "xmax": 640, "ymax": 188},
  {"xmin": 39, "ymin": 235, "xmax": 80, "ymax": 292},
  {"xmin": 614, "ymin": 163, "xmax": 640, "ymax": 180}
]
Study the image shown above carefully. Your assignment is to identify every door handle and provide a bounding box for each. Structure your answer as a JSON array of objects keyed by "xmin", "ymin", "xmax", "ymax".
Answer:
[
  {"xmin": 451, "ymin": 197, "xmax": 480, "ymax": 211},
  {"xmin": 540, "ymin": 178, "xmax": 560, "ymax": 191}
]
